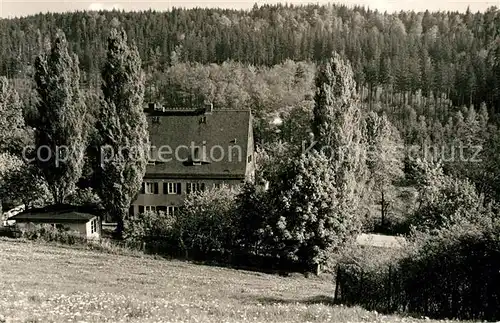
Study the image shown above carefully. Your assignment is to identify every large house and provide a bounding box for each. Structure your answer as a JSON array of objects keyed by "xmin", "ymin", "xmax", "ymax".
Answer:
[{"xmin": 130, "ymin": 103, "xmax": 255, "ymax": 217}]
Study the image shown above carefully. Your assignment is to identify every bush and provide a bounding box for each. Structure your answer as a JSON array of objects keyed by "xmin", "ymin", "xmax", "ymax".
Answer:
[
  {"xmin": 123, "ymin": 186, "xmax": 238, "ymax": 261},
  {"xmin": 18, "ymin": 224, "xmax": 145, "ymax": 257},
  {"xmin": 124, "ymin": 210, "xmax": 176, "ymax": 253},
  {"xmin": 408, "ymin": 159, "xmax": 495, "ymax": 232},
  {"xmin": 20, "ymin": 224, "xmax": 87, "ymax": 245},
  {"xmin": 0, "ymin": 226, "xmax": 21, "ymax": 238},
  {"xmin": 336, "ymin": 218, "xmax": 500, "ymax": 321},
  {"xmin": 176, "ymin": 186, "xmax": 238, "ymax": 260},
  {"xmin": 267, "ymin": 151, "xmax": 362, "ymax": 273},
  {"xmin": 234, "ymin": 182, "xmax": 276, "ymax": 257}
]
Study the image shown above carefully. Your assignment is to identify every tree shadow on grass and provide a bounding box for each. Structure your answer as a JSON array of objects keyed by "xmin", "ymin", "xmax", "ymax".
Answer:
[{"xmin": 255, "ymin": 295, "xmax": 336, "ymax": 306}]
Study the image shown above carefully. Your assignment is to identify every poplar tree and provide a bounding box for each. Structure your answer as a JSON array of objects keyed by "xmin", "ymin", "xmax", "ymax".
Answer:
[
  {"xmin": 312, "ymin": 51, "xmax": 366, "ymax": 205},
  {"xmin": 313, "ymin": 52, "xmax": 357, "ymax": 152},
  {"xmin": 96, "ymin": 28, "xmax": 148, "ymax": 235},
  {"xmin": 34, "ymin": 30, "xmax": 88, "ymax": 204},
  {"xmin": 269, "ymin": 52, "xmax": 366, "ymax": 273}
]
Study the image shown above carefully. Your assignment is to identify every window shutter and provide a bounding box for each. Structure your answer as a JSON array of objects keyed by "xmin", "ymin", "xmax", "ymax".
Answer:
[
  {"xmin": 154, "ymin": 183, "xmax": 159, "ymax": 194},
  {"xmin": 140, "ymin": 182, "xmax": 145, "ymax": 194},
  {"xmin": 177, "ymin": 183, "xmax": 182, "ymax": 194},
  {"xmin": 163, "ymin": 183, "xmax": 168, "ymax": 195}
]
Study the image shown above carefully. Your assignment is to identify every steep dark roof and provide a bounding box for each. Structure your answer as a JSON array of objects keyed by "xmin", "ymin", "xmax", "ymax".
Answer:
[
  {"xmin": 11, "ymin": 204, "xmax": 101, "ymax": 223},
  {"xmin": 146, "ymin": 109, "xmax": 252, "ymax": 178}
]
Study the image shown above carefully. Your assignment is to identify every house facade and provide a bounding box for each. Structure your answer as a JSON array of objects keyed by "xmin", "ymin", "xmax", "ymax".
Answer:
[{"xmin": 130, "ymin": 103, "xmax": 255, "ymax": 217}]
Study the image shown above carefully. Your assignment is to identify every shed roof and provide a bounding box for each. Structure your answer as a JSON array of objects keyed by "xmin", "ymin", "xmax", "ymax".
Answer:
[
  {"xmin": 11, "ymin": 204, "xmax": 101, "ymax": 223},
  {"xmin": 356, "ymin": 233, "xmax": 406, "ymax": 249}
]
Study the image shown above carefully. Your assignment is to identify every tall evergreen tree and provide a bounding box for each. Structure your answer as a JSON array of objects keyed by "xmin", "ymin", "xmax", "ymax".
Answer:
[
  {"xmin": 95, "ymin": 28, "xmax": 148, "ymax": 235},
  {"xmin": 33, "ymin": 30, "xmax": 88, "ymax": 204}
]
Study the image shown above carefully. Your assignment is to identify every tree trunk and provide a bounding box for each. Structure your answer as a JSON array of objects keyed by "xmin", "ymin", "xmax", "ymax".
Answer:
[{"xmin": 381, "ymin": 190, "xmax": 386, "ymax": 227}]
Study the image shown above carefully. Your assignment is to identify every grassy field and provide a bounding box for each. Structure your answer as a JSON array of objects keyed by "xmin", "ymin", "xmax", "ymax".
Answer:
[{"xmin": 0, "ymin": 239, "xmax": 460, "ymax": 323}]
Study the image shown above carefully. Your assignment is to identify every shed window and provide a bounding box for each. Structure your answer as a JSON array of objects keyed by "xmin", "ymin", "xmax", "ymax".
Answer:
[{"xmin": 90, "ymin": 218, "xmax": 98, "ymax": 234}]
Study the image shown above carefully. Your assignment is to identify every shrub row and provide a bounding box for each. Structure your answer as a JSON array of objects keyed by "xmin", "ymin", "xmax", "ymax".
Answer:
[
  {"xmin": 123, "ymin": 183, "xmax": 339, "ymax": 274},
  {"xmin": 18, "ymin": 224, "xmax": 144, "ymax": 256},
  {"xmin": 21, "ymin": 225, "xmax": 89, "ymax": 245},
  {"xmin": 336, "ymin": 222, "xmax": 500, "ymax": 321}
]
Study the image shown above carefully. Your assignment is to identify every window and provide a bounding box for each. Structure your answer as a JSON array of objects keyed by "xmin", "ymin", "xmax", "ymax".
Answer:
[
  {"xmin": 129, "ymin": 206, "xmax": 134, "ymax": 216},
  {"xmin": 164, "ymin": 182, "xmax": 182, "ymax": 195},
  {"xmin": 214, "ymin": 182, "xmax": 226, "ymax": 189},
  {"xmin": 90, "ymin": 218, "xmax": 98, "ymax": 234},
  {"xmin": 186, "ymin": 183, "xmax": 205, "ymax": 194},
  {"xmin": 247, "ymin": 155, "xmax": 253, "ymax": 163},
  {"xmin": 191, "ymin": 146, "xmax": 208, "ymax": 165},
  {"xmin": 147, "ymin": 146, "xmax": 157, "ymax": 165},
  {"xmin": 167, "ymin": 206, "xmax": 177, "ymax": 216},
  {"xmin": 144, "ymin": 182, "xmax": 159, "ymax": 194},
  {"xmin": 138, "ymin": 205, "xmax": 144, "ymax": 214},
  {"xmin": 192, "ymin": 147, "xmax": 201, "ymax": 165},
  {"xmin": 155, "ymin": 206, "xmax": 175, "ymax": 215},
  {"xmin": 145, "ymin": 206, "xmax": 157, "ymax": 213}
]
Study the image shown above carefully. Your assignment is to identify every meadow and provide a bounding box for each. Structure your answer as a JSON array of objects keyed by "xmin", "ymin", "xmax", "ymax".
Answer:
[{"xmin": 0, "ymin": 239, "xmax": 462, "ymax": 323}]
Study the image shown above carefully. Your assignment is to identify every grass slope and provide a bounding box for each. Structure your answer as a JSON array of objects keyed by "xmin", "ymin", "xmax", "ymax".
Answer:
[{"xmin": 0, "ymin": 239, "xmax": 459, "ymax": 323}]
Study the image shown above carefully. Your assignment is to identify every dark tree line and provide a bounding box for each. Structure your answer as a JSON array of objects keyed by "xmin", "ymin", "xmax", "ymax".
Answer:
[{"xmin": 1, "ymin": 5, "xmax": 500, "ymax": 111}]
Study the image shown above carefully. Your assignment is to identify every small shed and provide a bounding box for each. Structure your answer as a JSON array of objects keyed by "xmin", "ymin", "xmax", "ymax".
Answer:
[{"xmin": 10, "ymin": 204, "xmax": 102, "ymax": 239}]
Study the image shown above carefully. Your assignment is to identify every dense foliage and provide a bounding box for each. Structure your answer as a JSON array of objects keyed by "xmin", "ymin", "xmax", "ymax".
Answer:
[
  {"xmin": 2, "ymin": 4, "xmax": 500, "ymax": 321},
  {"xmin": 337, "ymin": 219, "xmax": 500, "ymax": 321},
  {"xmin": 2, "ymin": 5, "xmax": 500, "ymax": 112},
  {"xmin": 94, "ymin": 27, "xmax": 148, "ymax": 231},
  {"xmin": 33, "ymin": 30, "xmax": 88, "ymax": 203}
]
